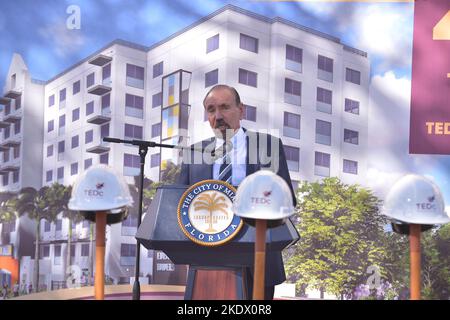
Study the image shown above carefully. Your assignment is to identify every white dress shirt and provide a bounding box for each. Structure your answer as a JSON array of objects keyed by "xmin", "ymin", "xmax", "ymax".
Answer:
[{"xmin": 213, "ymin": 127, "xmax": 247, "ymax": 186}]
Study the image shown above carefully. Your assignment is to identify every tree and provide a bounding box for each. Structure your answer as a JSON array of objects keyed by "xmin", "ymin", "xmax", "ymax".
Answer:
[
  {"xmin": 193, "ymin": 193, "xmax": 228, "ymax": 232},
  {"xmin": 285, "ymin": 177, "xmax": 388, "ymax": 299},
  {"xmin": 45, "ymin": 183, "xmax": 85, "ymax": 285},
  {"xmin": 14, "ymin": 186, "xmax": 58, "ymax": 292}
]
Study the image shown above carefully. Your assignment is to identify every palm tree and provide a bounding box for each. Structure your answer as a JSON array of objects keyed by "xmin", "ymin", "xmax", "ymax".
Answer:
[
  {"xmin": 0, "ymin": 192, "xmax": 19, "ymax": 243},
  {"xmin": 193, "ymin": 193, "xmax": 228, "ymax": 232},
  {"xmin": 45, "ymin": 183, "xmax": 85, "ymax": 285},
  {"xmin": 15, "ymin": 186, "xmax": 58, "ymax": 293}
]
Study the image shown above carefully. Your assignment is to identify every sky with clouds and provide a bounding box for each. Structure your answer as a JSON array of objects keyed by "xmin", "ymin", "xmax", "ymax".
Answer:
[{"xmin": 0, "ymin": 0, "xmax": 449, "ymax": 205}]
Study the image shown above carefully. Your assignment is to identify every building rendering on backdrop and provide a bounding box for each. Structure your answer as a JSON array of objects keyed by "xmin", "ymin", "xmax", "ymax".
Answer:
[{"xmin": 0, "ymin": 4, "xmax": 369, "ymax": 291}]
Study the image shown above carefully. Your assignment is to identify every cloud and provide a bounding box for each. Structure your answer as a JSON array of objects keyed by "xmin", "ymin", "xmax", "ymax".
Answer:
[{"xmin": 38, "ymin": 19, "xmax": 86, "ymax": 58}]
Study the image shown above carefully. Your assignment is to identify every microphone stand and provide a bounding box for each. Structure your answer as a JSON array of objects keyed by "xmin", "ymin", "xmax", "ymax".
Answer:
[{"xmin": 102, "ymin": 137, "xmax": 201, "ymax": 300}]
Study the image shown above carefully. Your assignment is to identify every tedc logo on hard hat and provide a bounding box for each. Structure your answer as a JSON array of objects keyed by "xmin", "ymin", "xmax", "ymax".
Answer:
[
  {"xmin": 251, "ymin": 190, "xmax": 272, "ymax": 205},
  {"xmin": 177, "ymin": 180, "xmax": 243, "ymax": 246},
  {"xmin": 84, "ymin": 182, "xmax": 105, "ymax": 198},
  {"xmin": 416, "ymin": 195, "xmax": 436, "ymax": 212}
]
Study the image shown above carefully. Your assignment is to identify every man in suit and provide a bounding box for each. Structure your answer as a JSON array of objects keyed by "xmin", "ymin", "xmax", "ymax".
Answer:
[{"xmin": 177, "ymin": 84, "xmax": 297, "ymax": 299}]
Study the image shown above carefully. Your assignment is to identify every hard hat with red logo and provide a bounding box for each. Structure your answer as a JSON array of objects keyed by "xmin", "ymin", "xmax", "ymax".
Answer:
[
  {"xmin": 233, "ymin": 170, "xmax": 295, "ymax": 228},
  {"xmin": 68, "ymin": 164, "xmax": 133, "ymax": 224},
  {"xmin": 383, "ymin": 174, "xmax": 450, "ymax": 234}
]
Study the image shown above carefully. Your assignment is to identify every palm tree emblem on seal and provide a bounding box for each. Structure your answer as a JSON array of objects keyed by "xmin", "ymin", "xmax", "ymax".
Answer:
[{"xmin": 193, "ymin": 192, "xmax": 229, "ymax": 232}]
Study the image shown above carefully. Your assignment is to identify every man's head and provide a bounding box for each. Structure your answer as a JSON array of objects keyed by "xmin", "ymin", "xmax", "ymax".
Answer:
[{"xmin": 203, "ymin": 84, "xmax": 244, "ymax": 139}]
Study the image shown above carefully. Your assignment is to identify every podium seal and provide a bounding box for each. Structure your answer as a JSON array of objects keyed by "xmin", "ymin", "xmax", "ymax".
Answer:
[{"xmin": 177, "ymin": 180, "xmax": 243, "ymax": 246}]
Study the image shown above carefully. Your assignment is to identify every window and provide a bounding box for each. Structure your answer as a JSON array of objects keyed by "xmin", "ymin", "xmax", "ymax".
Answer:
[
  {"xmin": 286, "ymin": 44, "xmax": 303, "ymax": 73},
  {"xmin": 86, "ymin": 101, "xmax": 94, "ymax": 116},
  {"xmin": 152, "ymin": 92, "xmax": 162, "ymax": 108},
  {"xmin": 240, "ymin": 33, "xmax": 258, "ymax": 53},
  {"xmin": 48, "ymin": 120, "xmax": 54, "ymax": 133},
  {"xmin": 126, "ymin": 64, "xmax": 144, "ymax": 89},
  {"xmin": 71, "ymin": 135, "xmax": 79, "ymax": 149},
  {"xmin": 13, "ymin": 145, "xmax": 20, "ymax": 159},
  {"xmin": 315, "ymin": 151, "xmax": 331, "ymax": 177},
  {"xmin": 59, "ymin": 115, "xmax": 65, "ymax": 135},
  {"xmin": 85, "ymin": 130, "xmax": 93, "ymax": 144},
  {"xmin": 101, "ymin": 94, "xmax": 110, "ymax": 113},
  {"xmin": 14, "ymin": 119, "xmax": 21, "ymax": 134},
  {"xmin": 73, "ymin": 80, "xmax": 80, "ymax": 95},
  {"xmin": 86, "ymin": 72, "xmax": 95, "ymax": 88},
  {"xmin": 15, "ymin": 96, "xmax": 21, "ymax": 110},
  {"xmin": 81, "ymin": 243, "xmax": 89, "ymax": 257},
  {"xmin": 49, "ymin": 95, "xmax": 55, "ymax": 107},
  {"xmin": 44, "ymin": 220, "xmax": 51, "ymax": 232},
  {"xmin": 4, "ymin": 103, "xmax": 10, "ymax": 116},
  {"xmin": 54, "ymin": 245, "xmax": 62, "ymax": 265},
  {"xmin": 100, "ymin": 123, "xmax": 109, "ymax": 138},
  {"xmin": 125, "ymin": 94, "xmax": 144, "ymax": 118},
  {"xmin": 346, "ymin": 68, "xmax": 361, "ymax": 85},
  {"xmin": 153, "ymin": 61, "xmax": 163, "ymax": 78},
  {"xmin": 283, "ymin": 112, "xmax": 300, "ymax": 139},
  {"xmin": 243, "ymin": 105, "xmax": 256, "ymax": 122},
  {"xmin": 238, "ymin": 68, "xmax": 257, "ymax": 87},
  {"xmin": 46, "ymin": 170, "xmax": 53, "ymax": 182},
  {"xmin": 102, "ymin": 63, "xmax": 111, "ymax": 82},
  {"xmin": 124, "ymin": 124, "xmax": 143, "ymax": 140},
  {"xmin": 3, "ymin": 149, "xmax": 9, "ymax": 162},
  {"xmin": 41, "ymin": 245, "xmax": 50, "ymax": 258},
  {"xmin": 12, "ymin": 170, "xmax": 19, "ymax": 183},
  {"xmin": 70, "ymin": 244, "xmax": 76, "ymax": 258},
  {"xmin": 59, "ymin": 88, "xmax": 66, "ymax": 103},
  {"xmin": 124, "ymin": 153, "xmax": 140, "ymax": 176},
  {"xmin": 284, "ymin": 145, "xmax": 300, "ymax": 171},
  {"xmin": 71, "ymin": 162, "xmax": 78, "ymax": 176},
  {"xmin": 316, "ymin": 120, "xmax": 332, "ymax": 145},
  {"xmin": 47, "ymin": 145, "xmax": 53, "ymax": 157},
  {"xmin": 100, "ymin": 153, "xmax": 109, "ymax": 165},
  {"xmin": 205, "ymin": 69, "xmax": 218, "ymax": 88},
  {"xmin": 57, "ymin": 167, "xmax": 64, "ymax": 180},
  {"xmin": 345, "ymin": 98, "xmax": 360, "ymax": 115},
  {"xmin": 344, "ymin": 129, "xmax": 359, "ymax": 145},
  {"xmin": 284, "ymin": 78, "xmax": 302, "ymax": 105},
  {"xmin": 58, "ymin": 140, "xmax": 65, "ymax": 155},
  {"xmin": 2, "ymin": 174, "xmax": 8, "ymax": 186},
  {"xmin": 122, "ymin": 215, "xmax": 138, "ymax": 228},
  {"xmin": 121, "ymin": 243, "xmax": 136, "ymax": 257},
  {"xmin": 72, "ymin": 108, "xmax": 80, "ymax": 122},
  {"xmin": 343, "ymin": 159, "xmax": 358, "ymax": 175},
  {"xmin": 206, "ymin": 34, "xmax": 219, "ymax": 53},
  {"xmin": 55, "ymin": 219, "xmax": 62, "ymax": 232},
  {"xmin": 151, "ymin": 153, "xmax": 160, "ymax": 168},
  {"xmin": 318, "ymin": 55, "xmax": 333, "ymax": 82},
  {"xmin": 84, "ymin": 158, "xmax": 92, "ymax": 170},
  {"xmin": 317, "ymin": 87, "xmax": 332, "ymax": 113},
  {"xmin": 151, "ymin": 123, "xmax": 161, "ymax": 138}
]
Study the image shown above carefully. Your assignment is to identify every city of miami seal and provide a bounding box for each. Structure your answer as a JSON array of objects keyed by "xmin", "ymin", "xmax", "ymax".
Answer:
[{"xmin": 177, "ymin": 180, "xmax": 243, "ymax": 246}]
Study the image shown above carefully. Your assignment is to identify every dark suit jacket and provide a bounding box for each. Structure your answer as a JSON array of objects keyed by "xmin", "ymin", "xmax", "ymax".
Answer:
[{"xmin": 177, "ymin": 128, "xmax": 297, "ymax": 286}]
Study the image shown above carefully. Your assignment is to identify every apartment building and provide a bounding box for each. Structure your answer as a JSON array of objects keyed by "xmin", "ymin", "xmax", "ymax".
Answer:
[{"xmin": 0, "ymin": 4, "xmax": 369, "ymax": 289}]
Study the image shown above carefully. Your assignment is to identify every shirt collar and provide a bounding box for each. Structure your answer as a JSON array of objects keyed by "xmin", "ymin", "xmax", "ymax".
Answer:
[{"xmin": 215, "ymin": 127, "xmax": 245, "ymax": 149}]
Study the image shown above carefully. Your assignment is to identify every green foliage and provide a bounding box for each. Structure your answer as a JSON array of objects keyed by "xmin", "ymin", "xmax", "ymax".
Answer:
[{"xmin": 285, "ymin": 177, "xmax": 388, "ymax": 298}]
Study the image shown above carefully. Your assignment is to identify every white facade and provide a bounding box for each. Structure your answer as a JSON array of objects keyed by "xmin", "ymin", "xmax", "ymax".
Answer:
[{"xmin": 1, "ymin": 5, "xmax": 369, "ymax": 288}]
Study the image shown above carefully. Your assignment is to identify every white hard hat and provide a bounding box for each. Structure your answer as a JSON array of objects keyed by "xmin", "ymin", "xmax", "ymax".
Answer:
[
  {"xmin": 233, "ymin": 170, "xmax": 295, "ymax": 228},
  {"xmin": 383, "ymin": 174, "xmax": 450, "ymax": 225},
  {"xmin": 69, "ymin": 165, "xmax": 133, "ymax": 224}
]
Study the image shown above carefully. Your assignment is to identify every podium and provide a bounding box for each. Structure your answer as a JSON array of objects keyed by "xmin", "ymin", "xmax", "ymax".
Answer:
[{"xmin": 135, "ymin": 185, "xmax": 299, "ymax": 300}]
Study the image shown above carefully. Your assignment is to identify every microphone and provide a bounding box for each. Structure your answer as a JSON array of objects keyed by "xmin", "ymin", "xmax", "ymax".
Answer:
[{"xmin": 103, "ymin": 137, "xmax": 123, "ymax": 143}]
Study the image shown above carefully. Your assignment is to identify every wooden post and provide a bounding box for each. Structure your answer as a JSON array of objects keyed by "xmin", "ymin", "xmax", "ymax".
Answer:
[
  {"xmin": 409, "ymin": 224, "xmax": 421, "ymax": 300},
  {"xmin": 95, "ymin": 212, "xmax": 107, "ymax": 300},
  {"xmin": 253, "ymin": 219, "xmax": 267, "ymax": 300}
]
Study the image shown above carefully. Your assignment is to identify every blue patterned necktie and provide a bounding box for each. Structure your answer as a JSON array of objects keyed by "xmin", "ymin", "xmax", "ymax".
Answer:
[{"xmin": 218, "ymin": 142, "xmax": 233, "ymax": 184}]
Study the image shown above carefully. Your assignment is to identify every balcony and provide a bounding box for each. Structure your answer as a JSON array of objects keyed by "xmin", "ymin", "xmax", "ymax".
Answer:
[
  {"xmin": 3, "ymin": 90, "xmax": 21, "ymax": 99},
  {"xmin": 3, "ymin": 113, "xmax": 21, "ymax": 123},
  {"xmin": 0, "ymin": 120, "xmax": 10, "ymax": 129},
  {"xmin": 88, "ymin": 54, "xmax": 112, "ymax": 67},
  {"xmin": 1, "ymin": 163, "xmax": 20, "ymax": 172},
  {"xmin": 86, "ymin": 141, "xmax": 110, "ymax": 154},
  {"xmin": 0, "ymin": 97, "xmax": 11, "ymax": 105},
  {"xmin": 88, "ymin": 84, "xmax": 111, "ymax": 96},
  {"xmin": 0, "ymin": 137, "xmax": 20, "ymax": 148},
  {"xmin": 87, "ymin": 108, "xmax": 111, "ymax": 125}
]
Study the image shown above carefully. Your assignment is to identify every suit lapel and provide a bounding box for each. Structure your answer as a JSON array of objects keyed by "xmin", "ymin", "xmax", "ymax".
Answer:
[{"xmin": 245, "ymin": 128, "xmax": 260, "ymax": 175}]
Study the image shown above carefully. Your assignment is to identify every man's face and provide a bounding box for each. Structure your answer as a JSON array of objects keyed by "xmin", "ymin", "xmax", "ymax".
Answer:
[{"xmin": 204, "ymin": 88, "xmax": 244, "ymax": 139}]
